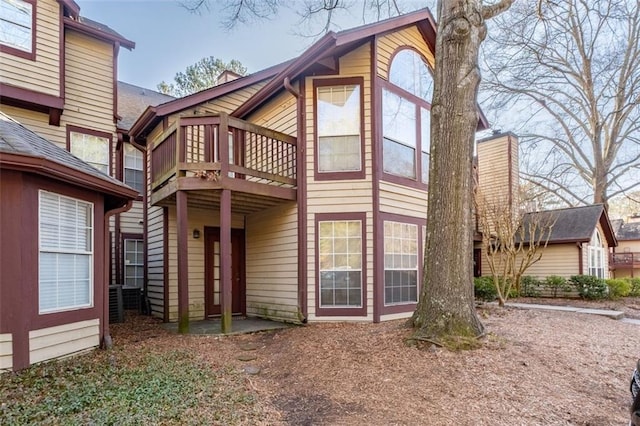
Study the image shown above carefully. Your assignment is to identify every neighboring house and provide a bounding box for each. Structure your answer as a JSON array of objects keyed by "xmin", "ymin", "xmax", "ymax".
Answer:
[
  {"xmin": 128, "ymin": 8, "xmax": 505, "ymax": 331},
  {"xmin": 0, "ymin": 112, "xmax": 137, "ymax": 372},
  {"xmin": 610, "ymin": 216, "xmax": 640, "ymax": 278},
  {"xmin": 0, "ymin": 0, "xmax": 138, "ymax": 369},
  {"xmin": 516, "ymin": 204, "xmax": 617, "ymax": 280}
]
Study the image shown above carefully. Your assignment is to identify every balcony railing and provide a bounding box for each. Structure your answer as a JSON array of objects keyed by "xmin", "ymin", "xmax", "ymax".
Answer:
[
  {"xmin": 150, "ymin": 113, "xmax": 297, "ymax": 195},
  {"xmin": 610, "ymin": 252, "xmax": 640, "ymax": 269}
]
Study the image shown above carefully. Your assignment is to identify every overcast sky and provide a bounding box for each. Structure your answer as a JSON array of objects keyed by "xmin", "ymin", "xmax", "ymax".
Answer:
[{"xmin": 76, "ymin": 1, "xmax": 393, "ymax": 91}]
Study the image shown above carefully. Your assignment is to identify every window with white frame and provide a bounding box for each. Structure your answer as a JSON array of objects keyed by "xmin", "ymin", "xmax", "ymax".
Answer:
[
  {"xmin": 70, "ymin": 131, "xmax": 110, "ymax": 175},
  {"xmin": 384, "ymin": 221, "xmax": 418, "ymax": 305},
  {"xmin": 123, "ymin": 238, "xmax": 143, "ymax": 288},
  {"xmin": 588, "ymin": 229, "xmax": 605, "ymax": 278},
  {"xmin": 316, "ymin": 84, "xmax": 361, "ymax": 173},
  {"xmin": 39, "ymin": 191, "xmax": 93, "ymax": 313},
  {"xmin": 124, "ymin": 143, "xmax": 143, "ymax": 193},
  {"xmin": 318, "ymin": 220, "xmax": 362, "ymax": 307},
  {"xmin": 0, "ymin": 0, "xmax": 33, "ymax": 53}
]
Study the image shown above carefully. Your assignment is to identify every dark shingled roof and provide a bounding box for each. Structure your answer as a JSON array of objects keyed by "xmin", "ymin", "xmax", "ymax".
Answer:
[
  {"xmin": 522, "ymin": 204, "xmax": 616, "ymax": 246},
  {"xmin": 616, "ymin": 221, "xmax": 640, "ymax": 241},
  {"xmin": 117, "ymin": 81, "xmax": 174, "ymax": 131},
  {"xmin": 0, "ymin": 111, "xmax": 132, "ymax": 191}
]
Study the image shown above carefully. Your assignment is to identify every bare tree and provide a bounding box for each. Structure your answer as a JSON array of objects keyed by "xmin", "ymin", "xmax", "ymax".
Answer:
[
  {"xmin": 180, "ymin": 0, "xmax": 514, "ymax": 344},
  {"xmin": 476, "ymin": 192, "xmax": 555, "ymax": 306},
  {"xmin": 482, "ymin": 0, "xmax": 640, "ymax": 208}
]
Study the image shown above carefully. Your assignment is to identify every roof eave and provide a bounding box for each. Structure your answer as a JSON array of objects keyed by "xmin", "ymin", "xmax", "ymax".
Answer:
[{"xmin": 64, "ymin": 17, "xmax": 135, "ymax": 50}]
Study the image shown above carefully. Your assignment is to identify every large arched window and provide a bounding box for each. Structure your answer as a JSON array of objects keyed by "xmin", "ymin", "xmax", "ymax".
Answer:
[
  {"xmin": 383, "ymin": 49, "xmax": 433, "ymax": 184},
  {"xmin": 588, "ymin": 229, "xmax": 605, "ymax": 278}
]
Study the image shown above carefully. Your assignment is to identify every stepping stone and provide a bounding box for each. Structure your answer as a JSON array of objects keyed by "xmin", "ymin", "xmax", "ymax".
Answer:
[
  {"xmin": 243, "ymin": 365, "xmax": 261, "ymax": 375},
  {"xmin": 237, "ymin": 354, "xmax": 258, "ymax": 362},
  {"xmin": 239, "ymin": 343, "xmax": 259, "ymax": 351}
]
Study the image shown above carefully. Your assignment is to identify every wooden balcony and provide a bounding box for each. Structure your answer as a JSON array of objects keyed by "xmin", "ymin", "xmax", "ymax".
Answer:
[
  {"xmin": 610, "ymin": 252, "xmax": 640, "ymax": 269},
  {"xmin": 149, "ymin": 113, "xmax": 297, "ymax": 213}
]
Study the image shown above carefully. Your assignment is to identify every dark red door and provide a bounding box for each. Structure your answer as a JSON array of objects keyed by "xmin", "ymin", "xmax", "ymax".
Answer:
[{"xmin": 204, "ymin": 227, "xmax": 245, "ymax": 316}]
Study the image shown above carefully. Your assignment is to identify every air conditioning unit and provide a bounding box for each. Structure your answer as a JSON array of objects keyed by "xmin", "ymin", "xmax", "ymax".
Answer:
[{"xmin": 108, "ymin": 285, "xmax": 124, "ymax": 323}]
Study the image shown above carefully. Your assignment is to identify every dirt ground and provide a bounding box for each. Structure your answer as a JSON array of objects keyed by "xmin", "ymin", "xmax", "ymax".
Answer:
[{"xmin": 111, "ymin": 299, "xmax": 640, "ymax": 425}]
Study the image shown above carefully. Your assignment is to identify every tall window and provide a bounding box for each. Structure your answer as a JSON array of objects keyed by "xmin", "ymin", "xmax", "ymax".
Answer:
[
  {"xmin": 382, "ymin": 49, "xmax": 434, "ymax": 185},
  {"xmin": 70, "ymin": 130, "xmax": 110, "ymax": 175},
  {"xmin": 0, "ymin": 0, "xmax": 34, "ymax": 54},
  {"xmin": 316, "ymin": 83, "xmax": 362, "ymax": 174},
  {"xmin": 384, "ymin": 221, "xmax": 418, "ymax": 305},
  {"xmin": 123, "ymin": 238, "xmax": 143, "ymax": 288},
  {"xmin": 124, "ymin": 144, "xmax": 144, "ymax": 193},
  {"xmin": 39, "ymin": 191, "xmax": 93, "ymax": 313},
  {"xmin": 318, "ymin": 220, "xmax": 362, "ymax": 308},
  {"xmin": 588, "ymin": 229, "xmax": 605, "ymax": 278}
]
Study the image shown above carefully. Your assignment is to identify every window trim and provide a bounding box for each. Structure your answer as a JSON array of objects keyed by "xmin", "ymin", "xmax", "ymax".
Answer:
[
  {"xmin": 122, "ymin": 142, "xmax": 144, "ymax": 196},
  {"xmin": 0, "ymin": 0, "xmax": 36, "ymax": 60},
  {"xmin": 315, "ymin": 212, "xmax": 367, "ymax": 317},
  {"xmin": 313, "ymin": 77, "xmax": 366, "ymax": 181},
  {"xmin": 587, "ymin": 229, "xmax": 605, "ymax": 279},
  {"xmin": 66, "ymin": 125, "xmax": 113, "ymax": 176},
  {"xmin": 121, "ymin": 233, "xmax": 144, "ymax": 289},
  {"xmin": 378, "ymin": 213, "xmax": 425, "ymax": 316},
  {"xmin": 38, "ymin": 190, "xmax": 94, "ymax": 314}
]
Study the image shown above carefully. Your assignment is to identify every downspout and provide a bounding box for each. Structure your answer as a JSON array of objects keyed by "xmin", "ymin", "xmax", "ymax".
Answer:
[
  {"xmin": 577, "ymin": 242, "xmax": 583, "ymax": 275},
  {"xmin": 284, "ymin": 76, "xmax": 308, "ymax": 324},
  {"xmin": 103, "ymin": 199, "xmax": 133, "ymax": 349}
]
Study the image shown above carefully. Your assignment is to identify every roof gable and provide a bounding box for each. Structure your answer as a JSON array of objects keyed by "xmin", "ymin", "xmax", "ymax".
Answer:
[{"xmin": 522, "ymin": 204, "xmax": 617, "ymax": 246}]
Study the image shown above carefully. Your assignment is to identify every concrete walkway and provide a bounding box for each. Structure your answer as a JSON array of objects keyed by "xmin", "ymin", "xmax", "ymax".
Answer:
[{"xmin": 505, "ymin": 302, "xmax": 627, "ymax": 321}]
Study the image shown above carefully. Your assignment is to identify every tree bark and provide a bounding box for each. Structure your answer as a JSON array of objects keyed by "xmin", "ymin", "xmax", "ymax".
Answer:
[{"xmin": 411, "ymin": 0, "xmax": 512, "ymax": 341}]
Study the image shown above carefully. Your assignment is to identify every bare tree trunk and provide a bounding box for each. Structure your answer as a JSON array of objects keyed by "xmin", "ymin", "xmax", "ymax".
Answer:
[{"xmin": 412, "ymin": 1, "xmax": 486, "ymax": 340}]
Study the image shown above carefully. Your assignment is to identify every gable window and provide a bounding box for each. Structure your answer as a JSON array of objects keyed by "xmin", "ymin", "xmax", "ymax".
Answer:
[
  {"xmin": 123, "ymin": 238, "xmax": 144, "ymax": 288},
  {"xmin": 384, "ymin": 221, "xmax": 418, "ymax": 305},
  {"xmin": 124, "ymin": 143, "xmax": 144, "ymax": 193},
  {"xmin": 39, "ymin": 191, "xmax": 93, "ymax": 313},
  {"xmin": 316, "ymin": 214, "xmax": 366, "ymax": 316},
  {"xmin": 315, "ymin": 79, "xmax": 363, "ymax": 178},
  {"xmin": 68, "ymin": 127, "xmax": 111, "ymax": 175},
  {"xmin": 382, "ymin": 49, "xmax": 434, "ymax": 186},
  {"xmin": 588, "ymin": 229, "xmax": 605, "ymax": 279},
  {"xmin": 0, "ymin": 0, "xmax": 35, "ymax": 58}
]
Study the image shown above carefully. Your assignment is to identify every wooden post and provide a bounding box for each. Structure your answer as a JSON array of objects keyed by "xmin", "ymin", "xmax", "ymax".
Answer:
[
  {"xmin": 176, "ymin": 190, "xmax": 189, "ymax": 333},
  {"xmin": 220, "ymin": 189, "xmax": 232, "ymax": 333}
]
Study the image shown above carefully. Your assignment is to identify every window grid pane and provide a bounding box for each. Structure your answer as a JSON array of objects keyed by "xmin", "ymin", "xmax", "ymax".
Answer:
[
  {"xmin": 0, "ymin": 0, "xmax": 32, "ymax": 52},
  {"xmin": 39, "ymin": 191, "xmax": 93, "ymax": 313},
  {"xmin": 317, "ymin": 85, "xmax": 361, "ymax": 173},
  {"xmin": 124, "ymin": 238, "xmax": 144, "ymax": 288},
  {"xmin": 319, "ymin": 220, "xmax": 362, "ymax": 308},
  {"xmin": 384, "ymin": 221, "xmax": 418, "ymax": 305},
  {"xmin": 70, "ymin": 131, "xmax": 110, "ymax": 175},
  {"xmin": 124, "ymin": 144, "xmax": 144, "ymax": 193}
]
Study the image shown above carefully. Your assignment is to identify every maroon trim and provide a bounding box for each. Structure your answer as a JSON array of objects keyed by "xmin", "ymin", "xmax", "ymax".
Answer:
[
  {"xmin": 315, "ymin": 212, "xmax": 367, "ymax": 317},
  {"xmin": 66, "ymin": 125, "xmax": 114, "ymax": 176},
  {"xmin": 0, "ymin": 83, "xmax": 64, "ymax": 125},
  {"xmin": 313, "ymin": 77, "xmax": 366, "ymax": 181},
  {"xmin": 176, "ymin": 190, "xmax": 189, "ymax": 332},
  {"xmin": 371, "ymin": 37, "xmax": 382, "ymax": 323},
  {"xmin": 219, "ymin": 189, "xmax": 232, "ymax": 332},
  {"xmin": 57, "ymin": 0, "xmax": 80, "ymax": 18},
  {"xmin": 162, "ymin": 206, "xmax": 169, "ymax": 322},
  {"xmin": 59, "ymin": 2, "xmax": 65, "ymax": 99},
  {"xmin": 0, "ymin": 0, "xmax": 36, "ymax": 61},
  {"xmin": 378, "ymin": 213, "xmax": 425, "ymax": 316},
  {"xmin": 114, "ymin": 215, "xmax": 121, "ymax": 285},
  {"xmin": 578, "ymin": 242, "xmax": 583, "ymax": 275},
  {"xmin": 112, "ymin": 42, "xmax": 119, "ymax": 123},
  {"xmin": 63, "ymin": 17, "xmax": 135, "ymax": 50}
]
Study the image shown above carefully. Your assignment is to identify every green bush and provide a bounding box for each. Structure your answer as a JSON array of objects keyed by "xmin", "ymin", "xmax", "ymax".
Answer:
[
  {"xmin": 570, "ymin": 275, "xmax": 608, "ymax": 300},
  {"xmin": 544, "ymin": 275, "xmax": 571, "ymax": 298},
  {"xmin": 474, "ymin": 276, "xmax": 497, "ymax": 302},
  {"xmin": 606, "ymin": 278, "xmax": 631, "ymax": 299},
  {"xmin": 520, "ymin": 276, "xmax": 541, "ymax": 297},
  {"xmin": 629, "ymin": 278, "xmax": 640, "ymax": 297}
]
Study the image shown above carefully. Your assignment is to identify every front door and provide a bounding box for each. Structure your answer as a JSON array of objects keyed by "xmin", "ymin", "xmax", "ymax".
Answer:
[{"xmin": 204, "ymin": 227, "xmax": 245, "ymax": 316}]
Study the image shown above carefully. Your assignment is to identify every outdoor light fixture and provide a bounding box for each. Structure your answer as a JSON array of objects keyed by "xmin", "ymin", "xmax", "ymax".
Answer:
[{"xmin": 193, "ymin": 229, "xmax": 200, "ymax": 239}]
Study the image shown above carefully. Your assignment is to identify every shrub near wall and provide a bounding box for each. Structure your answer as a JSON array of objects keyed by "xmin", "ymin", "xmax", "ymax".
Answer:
[
  {"xmin": 474, "ymin": 277, "xmax": 497, "ymax": 302},
  {"xmin": 570, "ymin": 275, "xmax": 608, "ymax": 300},
  {"xmin": 606, "ymin": 279, "xmax": 631, "ymax": 299}
]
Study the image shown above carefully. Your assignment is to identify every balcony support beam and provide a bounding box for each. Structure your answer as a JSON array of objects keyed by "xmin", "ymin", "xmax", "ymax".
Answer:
[
  {"xmin": 219, "ymin": 189, "xmax": 232, "ymax": 334},
  {"xmin": 176, "ymin": 190, "xmax": 190, "ymax": 333}
]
